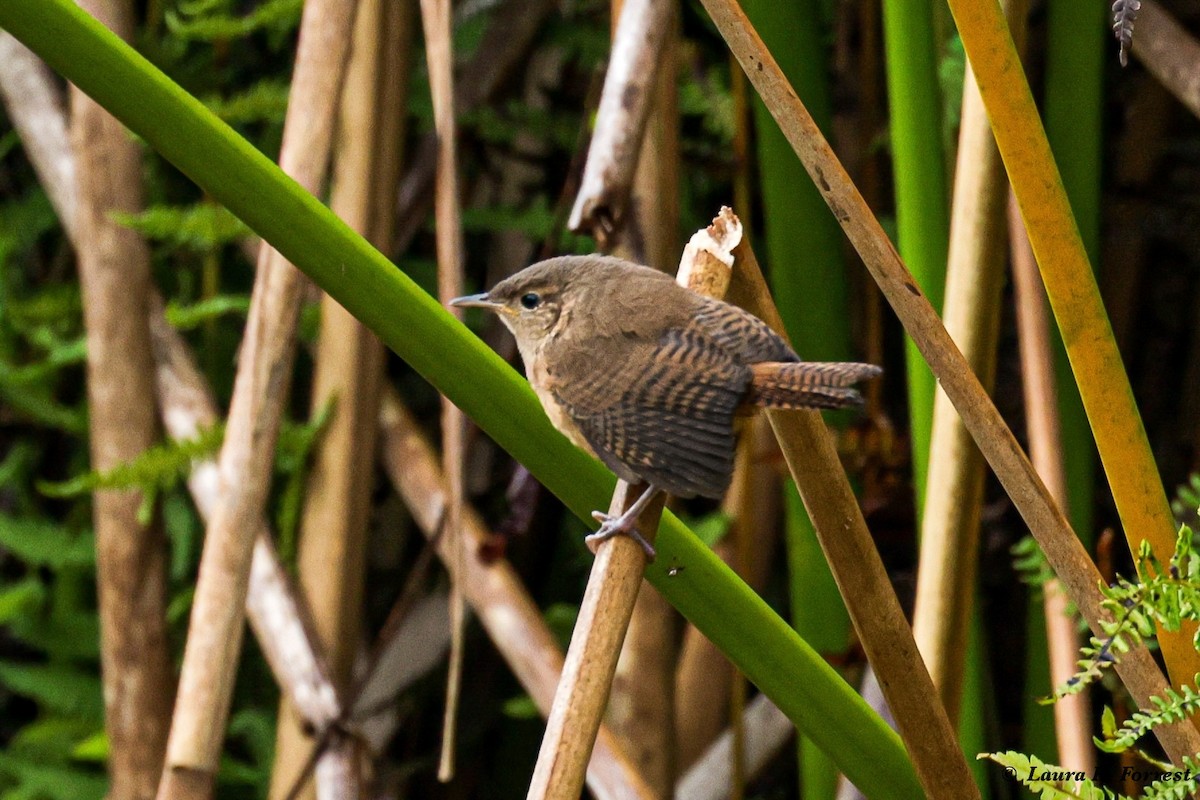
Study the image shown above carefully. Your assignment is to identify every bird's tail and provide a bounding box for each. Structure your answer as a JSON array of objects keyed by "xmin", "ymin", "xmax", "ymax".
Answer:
[{"xmin": 746, "ymin": 362, "xmax": 882, "ymax": 409}]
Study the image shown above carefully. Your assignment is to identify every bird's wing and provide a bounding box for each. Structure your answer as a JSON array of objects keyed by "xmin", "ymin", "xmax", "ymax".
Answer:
[
  {"xmin": 545, "ymin": 321, "xmax": 748, "ymax": 499},
  {"xmin": 692, "ymin": 296, "xmax": 798, "ymax": 364}
]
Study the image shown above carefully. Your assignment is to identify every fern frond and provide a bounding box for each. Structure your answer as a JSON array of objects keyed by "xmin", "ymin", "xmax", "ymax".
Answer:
[
  {"xmin": 203, "ymin": 80, "xmax": 290, "ymax": 125},
  {"xmin": 112, "ymin": 203, "xmax": 250, "ymax": 251},
  {"xmin": 165, "ymin": 295, "xmax": 251, "ymax": 331},
  {"xmin": 1099, "ymin": 680, "xmax": 1200, "ymax": 751},
  {"xmin": 37, "ymin": 425, "xmax": 224, "ymax": 517},
  {"xmin": 979, "ymin": 751, "xmax": 1118, "ymax": 799},
  {"xmin": 165, "ymin": 0, "xmax": 303, "ymax": 40}
]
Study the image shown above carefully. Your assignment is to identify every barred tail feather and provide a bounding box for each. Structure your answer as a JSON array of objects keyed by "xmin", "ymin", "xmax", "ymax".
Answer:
[{"xmin": 747, "ymin": 362, "xmax": 881, "ymax": 410}]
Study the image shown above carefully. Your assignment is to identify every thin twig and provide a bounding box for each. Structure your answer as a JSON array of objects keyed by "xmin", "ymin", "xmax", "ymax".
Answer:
[
  {"xmin": 566, "ymin": 0, "xmax": 674, "ymax": 243},
  {"xmin": 911, "ymin": 0, "xmax": 1026, "ymax": 722},
  {"xmin": 1009, "ymin": 194, "xmax": 1095, "ymax": 774},
  {"xmin": 377, "ymin": 389, "xmax": 656, "ymax": 800},
  {"xmin": 417, "ymin": 0, "xmax": 468, "ymax": 781},
  {"xmin": 674, "ymin": 694, "xmax": 793, "ymax": 800},
  {"xmin": 69, "ymin": 3, "xmax": 173, "ymax": 797},
  {"xmin": 699, "ymin": 0, "xmax": 1200, "ymax": 766},
  {"xmin": 0, "ymin": 32, "xmax": 76, "ymax": 240},
  {"xmin": 158, "ymin": 2, "xmax": 358, "ymax": 797}
]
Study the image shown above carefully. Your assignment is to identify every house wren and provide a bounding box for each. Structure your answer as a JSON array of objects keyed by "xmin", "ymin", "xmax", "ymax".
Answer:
[{"xmin": 451, "ymin": 255, "xmax": 881, "ymax": 557}]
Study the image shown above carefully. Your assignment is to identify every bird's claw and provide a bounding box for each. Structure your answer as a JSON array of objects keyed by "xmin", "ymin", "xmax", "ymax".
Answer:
[{"xmin": 585, "ymin": 510, "xmax": 656, "ymax": 561}]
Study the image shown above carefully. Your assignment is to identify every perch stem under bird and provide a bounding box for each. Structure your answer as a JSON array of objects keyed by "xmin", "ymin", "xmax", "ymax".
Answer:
[{"xmin": 450, "ymin": 255, "xmax": 881, "ymax": 559}]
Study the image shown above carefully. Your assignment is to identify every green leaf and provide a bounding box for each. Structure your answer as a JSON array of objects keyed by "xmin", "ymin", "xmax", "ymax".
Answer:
[
  {"xmin": 0, "ymin": 662, "xmax": 104, "ymax": 722},
  {"xmin": 0, "ymin": 578, "xmax": 45, "ymax": 625},
  {"xmin": 501, "ymin": 695, "xmax": 541, "ymax": 720},
  {"xmin": 0, "ymin": 516, "xmax": 94, "ymax": 569},
  {"xmin": 0, "ymin": 752, "xmax": 106, "ymax": 800},
  {"xmin": 164, "ymin": 295, "xmax": 251, "ymax": 330}
]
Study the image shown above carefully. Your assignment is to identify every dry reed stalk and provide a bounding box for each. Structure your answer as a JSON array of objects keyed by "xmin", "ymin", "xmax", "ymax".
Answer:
[
  {"xmin": 158, "ymin": 2, "xmax": 357, "ymax": 797},
  {"xmin": 390, "ymin": 0, "xmax": 553, "ymax": 254},
  {"xmin": 416, "ymin": 0, "xmax": 468, "ymax": 780},
  {"xmin": 377, "ymin": 390, "xmax": 657, "ymax": 800},
  {"xmin": 1132, "ymin": 1, "xmax": 1200, "ymax": 121},
  {"xmin": 146, "ymin": 299, "xmax": 344, "ymax": 747},
  {"xmin": 699, "ymin": 0, "xmax": 1200, "ymax": 765},
  {"xmin": 568, "ymin": 0, "xmax": 674, "ymax": 242},
  {"xmin": 674, "ymin": 694, "xmax": 793, "ymax": 800},
  {"xmin": 1009, "ymin": 196, "xmax": 1095, "ymax": 773},
  {"xmin": 674, "ymin": 415, "xmax": 778, "ymax": 772},
  {"xmin": 722, "ymin": 222, "xmax": 977, "ymax": 800},
  {"xmin": 70, "ymin": 3, "xmax": 173, "ymax": 797},
  {"xmin": 0, "ymin": 33, "xmax": 76, "ymax": 239},
  {"xmin": 606, "ymin": 2, "xmax": 681, "ymax": 792},
  {"xmin": 528, "ymin": 216, "xmax": 741, "ymax": 800},
  {"xmin": 271, "ymin": 0, "xmax": 408, "ymax": 793},
  {"xmin": 911, "ymin": 0, "xmax": 1027, "ymax": 721}
]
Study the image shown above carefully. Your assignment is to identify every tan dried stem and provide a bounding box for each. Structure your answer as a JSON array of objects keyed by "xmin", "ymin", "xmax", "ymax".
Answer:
[
  {"xmin": 417, "ymin": 0, "xmax": 468, "ymax": 780},
  {"xmin": 528, "ymin": 216, "xmax": 741, "ymax": 800},
  {"xmin": 377, "ymin": 390, "xmax": 656, "ymax": 800},
  {"xmin": 271, "ymin": 0, "xmax": 411, "ymax": 795},
  {"xmin": 700, "ymin": 0, "xmax": 1200, "ymax": 765},
  {"xmin": 390, "ymin": 0, "xmax": 554, "ymax": 255},
  {"xmin": 911, "ymin": 0, "xmax": 1027, "ymax": 722},
  {"xmin": 607, "ymin": 1, "xmax": 680, "ymax": 792},
  {"xmin": 1009, "ymin": 196, "xmax": 1095, "ymax": 773},
  {"xmin": 674, "ymin": 414, "xmax": 777, "ymax": 773},
  {"xmin": 567, "ymin": 0, "xmax": 675, "ymax": 239},
  {"xmin": 0, "ymin": 33, "xmax": 76, "ymax": 240},
  {"xmin": 158, "ymin": 2, "xmax": 357, "ymax": 797},
  {"xmin": 69, "ymin": 3, "xmax": 173, "ymax": 797},
  {"xmin": 1133, "ymin": 1, "xmax": 1200, "ymax": 122},
  {"xmin": 674, "ymin": 694, "xmax": 793, "ymax": 800},
  {"xmin": 720, "ymin": 222, "xmax": 977, "ymax": 800},
  {"xmin": 148, "ymin": 299, "xmax": 343, "ymax": 736}
]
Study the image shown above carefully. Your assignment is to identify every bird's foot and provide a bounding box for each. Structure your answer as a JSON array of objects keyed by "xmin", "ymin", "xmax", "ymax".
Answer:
[{"xmin": 586, "ymin": 508, "xmax": 656, "ymax": 561}]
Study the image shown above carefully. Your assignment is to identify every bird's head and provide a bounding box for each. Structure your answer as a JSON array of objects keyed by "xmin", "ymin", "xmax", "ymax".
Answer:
[{"xmin": 449, "ymin": 256, "xmax": 596, "ymax": 347}]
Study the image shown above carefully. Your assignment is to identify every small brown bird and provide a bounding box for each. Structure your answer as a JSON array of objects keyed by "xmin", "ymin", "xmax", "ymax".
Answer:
[{"xmin": 451, "ymin": 255, "xmax": 880, "ymax": 557}]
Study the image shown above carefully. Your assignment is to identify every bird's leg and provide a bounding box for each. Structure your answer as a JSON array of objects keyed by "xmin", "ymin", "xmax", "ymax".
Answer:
[{"xmin": 586, "ymin": 485, "xmax": 663, "ymax": 561}]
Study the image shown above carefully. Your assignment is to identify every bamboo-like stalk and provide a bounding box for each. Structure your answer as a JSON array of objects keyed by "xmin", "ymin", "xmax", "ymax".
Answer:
[
  {"xmin": 674, "ymin": 415, "xmax": 778, "ymax": 772},
  {"xmin": 417, "ymin": 0, "xmax": 468, "ymax": 780},
  {"xmin": 0, "ymin": 33, "xmax": 76, "ymax": 240},
  {"xmin": 1132, "ymin": 0, "xmax": 1200, "ymax": 120},
  {"xmin": 1009, "ymin": 196, "xmax": 1094, "ymax": 773},
  {"xmin": 567, "ymin": 0, "xmax": 673, "ymax": 242},
  {"xmin": 740, "ymin": 2, "xmax": 852, "ymax": 794},
  {"xmin": 880, "ymin": 0, "xmax": 949, "ymax": 508},
  {"xmin": 271, "ymin": 0, "xmax": 409, "ymax": 795},
  {"xmin": 157, "ymin": 2, "xmax": 357, "ymax": 797},
  {"xmin": 674, "ymin": 694, "xmax": 793, "ymax": 800},
  {"xmin": 942, "ymin": 0, "xmax": 1200, "ymax": 686},
  {"xmin": 69, "ymin": 4, "xmax": 173, "ymax": 798},
  {"xmin": 607, "ymin": 2, "xmax": 680, "ymax": 792},
  {"xmin": 389, "ymin": 0, "xmax": 554, "ymax": 256},
  {"xmin": 529, "ymin": 217, "xmax": 741, "ymax": 800},
  {"xmin": 1025, "ymin": 0, "xmax": 1103, "ymax": 759},
  {"xmin": 724, "ymin": 228, "xmax": 977, "ymax": 800},
  {"xmin": 147, "ymin": 299, "xmax": 344, "ymax": 742},
  {"xmin": 377, "ymin": 390, "xmax": 657, "ymax": 800},
  {"xmin": 698, "ymin": 0, "xmax": 1200, "ymax": 765},
  {"xmin": 912, "ymin": 0, "xmax": 1027, "ymax": 723}
]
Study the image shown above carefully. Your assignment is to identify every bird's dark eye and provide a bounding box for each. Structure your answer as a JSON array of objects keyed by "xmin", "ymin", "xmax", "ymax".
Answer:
[{"xmin": 520, "ymin": 292, "xmax": 541, "ymax": 310}]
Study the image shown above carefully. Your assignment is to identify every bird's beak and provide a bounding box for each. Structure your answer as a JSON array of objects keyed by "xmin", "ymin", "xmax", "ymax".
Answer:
[{"xmin": 448, "ymin": 292, "xmax": 505, "ymax": 312}]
